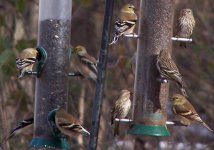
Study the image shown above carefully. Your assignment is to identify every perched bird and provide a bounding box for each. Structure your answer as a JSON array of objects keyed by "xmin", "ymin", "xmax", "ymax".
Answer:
[
  {"xmin": 16, "ymin": 48, "xmax": 39, "ymax": 78},
  {"xmin": 72, "ymin": 45, "xmax": 97, "ymax": 81},
  {"xmin": 48, "ymin": 107, "xmax": 90, "ymax": 137},
  {"xmin": 111, "ymin": 89, "xmax": 131, "ymax": 136},
  {"xmin": 109, "ymin": 4, "xmax": 138, "ymax": 45},
  {"xmin": 2, "ymin": 112, "xmax": 34, "ymax": 143},
  {"xmin": 171, "ymin": 94, "xmax": 213, "ymax": 132},
  {"xmin": 176, "ymin": 8, "xmax": 195, "ymax": 48},
  {"xmin": 156, "ymin": 49, "xmax": 187, "ymax": 97}
]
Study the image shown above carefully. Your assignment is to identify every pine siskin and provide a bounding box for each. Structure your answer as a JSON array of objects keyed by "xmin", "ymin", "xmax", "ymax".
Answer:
[
  {"xmin": 16, "ymin": 48, "xmax": 39, "ymax": 78},
  {"xmin": 72, "ymin": 45, "xmax": 97, "ymax": 81},
  {"xmin": 109, "ymin": 4, "xmax": 138, "ymax": 45},
  {"xmin": 171, "ymin": 94, "xmax": 213, "ymax": 132},
  {"xmin": 111, "ymin": 89, "xmax": 131, "ymax": 136},
  {"xmin": 176, "ymin": 8, "xmax": 195, "ymax": 48},
  {"xmin": 156, "ymin": 49, "xmax": 187, "ymax": 97},
  {"xmin": 54, "ymin": 107, "xmax": 90, "ymax": 137},
  {"xmin": 3, "ymin": 112, "xmax": 34, "ymax": 142}
]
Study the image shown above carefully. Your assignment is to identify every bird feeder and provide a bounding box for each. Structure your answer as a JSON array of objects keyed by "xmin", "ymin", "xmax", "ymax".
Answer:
[
  {"xmin": 128, "ymin": 0, "xmax": 175, "ymax": 137},
  {"xmin": 30, "ymin": 0, "xmax": 72, "ymax": 149}
]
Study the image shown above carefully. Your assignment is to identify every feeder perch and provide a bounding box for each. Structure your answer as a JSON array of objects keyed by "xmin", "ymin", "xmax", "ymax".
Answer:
[
  {"xmin": 124, "ymin": 33, "xmax": 140, "ymax": 38},
  {"xmin": 171, "ymin": 37, "xmax": 193, "ymax": 42},
  {"xmin": 114, "ymin": 118, "xmax": 133, "ymax": 123}
]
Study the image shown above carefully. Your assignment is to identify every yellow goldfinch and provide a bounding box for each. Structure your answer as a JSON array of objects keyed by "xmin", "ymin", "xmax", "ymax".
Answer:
[
  {"xmin": 111, "ymin": 89, "xmax": 131, "ymax": 136},
  {"xmin": 176, "ymin": 8, "xmax": 195, "ymax": 48},
  {"xmin": 171, "ymin": 94, "xmax": 213, "ymax": 132},
  {"xmin": 55, "ymin": 108, "xmax": 90, "ymax": 137},
  {"xmin": 3, "ymin": 112, "xmax": 34, "ymax": 142},
  {"xmin": 16, "ymin": 48, "xmax": 39, "ymax": 78},
  {"xmin": 156, "ymin": 49, "xmax": 187, "ymax": 97},
  {"xmin": 109, "ymin": 4, "xmax": 138, "ymax": 45},
  {"xmin": 72, "ymin": 45, "xmax": 97, "ymax": 81}
]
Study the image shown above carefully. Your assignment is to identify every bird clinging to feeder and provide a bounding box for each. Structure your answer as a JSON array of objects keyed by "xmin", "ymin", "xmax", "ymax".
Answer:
[
  {"xmin": 111, "ymin": 89, "xmax": 132, "ymax": 136},
  {"xmin": 175, "ymin": 8, "xmax": 195, "ymax": 48},
  {"xmin": 16, "ymin": 48, "xmax": 39, "ymax": 78},
  {"xmin": 156, "ymin": 49, "xmax": 187, "ymax": 97},
  {"xmin": 171, "ymin": 94, "xmax": 213, "ymax": 132},
  {"xmin": 109, "ymin": 4, "xmax": 138, "ymax": 45},
  {"xmin": 72, "ymin": 45, "xmax": 97, "ymax": 81},
  {"xmin": 48, "ymin": 107, "xmax": 90, "ymax": 137}
]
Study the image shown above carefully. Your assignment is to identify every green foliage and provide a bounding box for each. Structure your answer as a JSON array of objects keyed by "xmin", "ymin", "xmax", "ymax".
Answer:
[
  {"xmin": 75, "ymin": 0, "xmax": 92, "ymax": 7},
  {"xmin": 15, "ymin": 39, "xmax": 36, "ymax": 52},
  {"xmin": 0, "ymin": 15, "xmax": 6, "ymax": 27},
  {"xmin": 15, "ymin": 0, "xmax": 26, "ymax": 13}
]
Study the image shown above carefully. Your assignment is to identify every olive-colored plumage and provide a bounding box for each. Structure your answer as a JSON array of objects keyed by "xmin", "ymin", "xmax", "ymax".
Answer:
[
  {"xmin": 176, "ymin": 8, "xmax": 195, "ymax": 48},
  {"xmin": 55, "ymin": 108, "xmax": 90, "ymax": 136},
  {"xmin": 73, "ymin": 45, "xmax": 97, "ymax": 81},
  {"xmin": 16, "ymin": 48, "xmax": 38, "ymax": 78},
  {"xmin": 109, "ymin": 4, "xmax": 138, "ymax": 45},
  {"xmin": 156, "ymin": 49, "xmax": 187, "ymax": 97},
  {"xmin": 111, "ymin": 89, "xmax": 131, "ymax": 136},
  {"xmin": 171, "ymin": 94, "xmax": 213, "ymax": 132}
]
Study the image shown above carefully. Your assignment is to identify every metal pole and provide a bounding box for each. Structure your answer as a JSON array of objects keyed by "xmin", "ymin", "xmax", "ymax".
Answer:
[
  {"xmin": 132, "ymin": 0, "xmax": 174, "ymax": 147},
  {"xmin": 30, "ymin": 0, "xmax": 72, "ymax": 149},
  {"xmin": 88, "ymin": 0, "xmax": 114, "ymax": 149}
]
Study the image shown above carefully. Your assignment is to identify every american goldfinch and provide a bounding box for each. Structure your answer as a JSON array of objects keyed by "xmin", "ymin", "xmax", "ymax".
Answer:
[
  {"xmin": 176, "ymin": 8, "xmax": 195, "ymax": 48},
  {"xmin": 3, "ymin": 112, "xmax": 34, "ymax": 142},
  {"xmin": 48, "ymin": 107, "xmax": 90, "ymax": 137},
  {"xmin": 156, "ymin": 49, "xmax": 187, "ymax": 97},
  {"xmin": 171, "ymin": 94, "xmax": 213, "ymax": 132},
  {"xmin": 109, "ymin": 4, "xmax": 138, "ymax": 45},
  {"xmin": 16, "ymin": 48, "xmax": 39, "ymax": 78},
  {"xmin": 111, "ymin": 89, "xmax": 131, "ymax": 136},
  {"xmin": 72, "ymin": 45, "xmax": 97, "ymax": 81}
]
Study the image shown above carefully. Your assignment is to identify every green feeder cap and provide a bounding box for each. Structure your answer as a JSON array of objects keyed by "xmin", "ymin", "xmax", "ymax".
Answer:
[
  {"xmin": 30, "ymin": 137, "xmax": 70, "ymax": 149},
  {"xmin": 128, "ymin": 124, "xmax": 170, "ymax": 136},
  {"xmin": 36, "ymin": 46, "xmax": 47, "ymax": 78}
]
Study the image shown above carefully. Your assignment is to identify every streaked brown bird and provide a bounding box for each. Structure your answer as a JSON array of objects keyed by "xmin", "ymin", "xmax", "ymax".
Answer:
[
  {"xmin": 171, "ymin": 94, "xmax": 213, "ymax": 132},
  {"xmin": 111, "ymin": 89, "xmax": 131, "ymax": 136},
  {"xmin": 176, "ymin": 8, "xmax": 195, "ymax": 48},
  {"xmin": 55, "ymin": 108, "xmax": 90, "ymax": 137},
  {"xmin": 16, "ymin": 48, "xmax": 39, "ymax": 78},
  {"xmin": 156, "ymin": 49, "xmax": 187, "ymax": 97},
  {"xmin": 109, "ymin": 4, "xmax": 138, "ymax": 45},
  {"xmin": 72, "ymin": 45, "xmax": 97, "ymax": 81}
]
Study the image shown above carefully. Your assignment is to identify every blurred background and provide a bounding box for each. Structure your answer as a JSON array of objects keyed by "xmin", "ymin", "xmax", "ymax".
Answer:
[{"xmin": 0, "ymin": 0, "xmax": 214, "ymax": 149}]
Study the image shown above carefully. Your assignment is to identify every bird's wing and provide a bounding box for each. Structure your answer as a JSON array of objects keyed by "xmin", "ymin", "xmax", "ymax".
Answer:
[
  {"xmin": 80, "ymin": 55, "xmax": 97, "ymax": 74},
  {"xmin": 115, "ymin": 20, "xmax": 137, "ymax": 35},
  {"xmin": 16, "ymin": 58, "xmax": 37, "ymax": 70}
]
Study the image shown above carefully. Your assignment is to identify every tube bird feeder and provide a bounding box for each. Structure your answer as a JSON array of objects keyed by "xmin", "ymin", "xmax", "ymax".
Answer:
[
  {"xmin": 30, "ymin": 0, "xmax": 72, "ymax": 149},
  {"xmin": 128, "ymin": 0, "xmax": 174, "ymax": 137}
]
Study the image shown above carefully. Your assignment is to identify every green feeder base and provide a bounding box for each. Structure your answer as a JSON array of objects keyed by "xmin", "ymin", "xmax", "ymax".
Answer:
[
  {"xmin": 30, "ymin": 137, "xmax": 71, "ymax": 149},
  {"xmin": 128, "ymin": 124, "xmax": 170, "ymax": 136}
]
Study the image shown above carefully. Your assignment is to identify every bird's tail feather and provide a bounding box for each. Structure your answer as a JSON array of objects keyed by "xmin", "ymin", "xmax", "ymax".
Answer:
[
  {"xmin": 114, "ymin": 122, "xmax": 120, "ymax": 136},
  {"xmin": 181, "ymin": 88, "xmax": 188, "ymax": 98},
  {"xmin": 202, "ymin": 122, "xmax": 213, "ymax": 132},
  {"xmin": 109, "ymin": 35, "xmax": 119, "ymax": 45}
]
